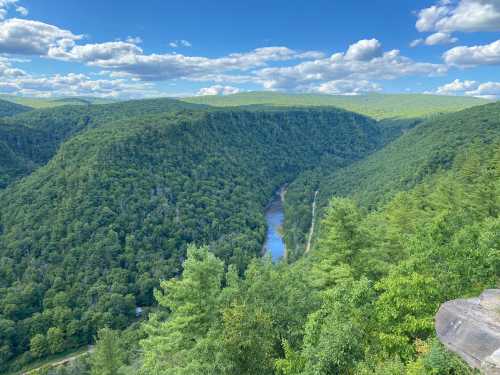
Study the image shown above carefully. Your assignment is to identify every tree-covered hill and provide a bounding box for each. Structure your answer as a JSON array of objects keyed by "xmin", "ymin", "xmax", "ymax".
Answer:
[
  {"xmin": 0, "ymin": 99, "xmax": 31, "ymax": 117},
  {"xmin": 183, "ymin": 92, "xmax": 489, "ymax": 120},
  {"xmin": 0, "ymin": 107, "xmax": 383, "ymax": 370},
  {"xmin": 0, "ymin": 95, "xmax": 119, "ymax": 109},
  {"xmin": 114, "ymin": 126, "xmax": 498, "ymax": 375},
  {"xmin": 0, "ymin": 98, "xmax": 208, "ymax": 188},
  {"xmin": 283, "ymin": 101, "xmax": 500, "ymax": 256}
]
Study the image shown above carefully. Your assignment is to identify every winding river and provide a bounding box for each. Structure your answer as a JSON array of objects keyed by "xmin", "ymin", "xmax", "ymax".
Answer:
[{"xmin": 263, "ymin": 188, "xmax": 286, "ymax": 261}]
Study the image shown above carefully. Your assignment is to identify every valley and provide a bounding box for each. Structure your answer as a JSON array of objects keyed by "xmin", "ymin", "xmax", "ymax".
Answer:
[{"xmin": 0, "ymin": 93, "xmax": 497, "ymax": 375}]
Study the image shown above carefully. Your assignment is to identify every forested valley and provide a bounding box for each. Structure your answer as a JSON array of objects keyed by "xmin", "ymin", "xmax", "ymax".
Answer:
[{"xmin": 0, "ymin": 95, "xmax": 497, "ymax": 375}]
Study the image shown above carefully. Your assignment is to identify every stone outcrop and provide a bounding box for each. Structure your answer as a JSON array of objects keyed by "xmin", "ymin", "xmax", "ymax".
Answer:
[{"xmin": 436, "ymin": 289, "xmax": 500, "ymax": 374}]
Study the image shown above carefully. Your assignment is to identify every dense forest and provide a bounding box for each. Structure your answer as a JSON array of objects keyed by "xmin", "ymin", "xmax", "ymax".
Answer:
[
  {"xmin": 283, "ymin": 102, "xmax": 500, "ymax": 257},
  {"xmin": 0, "ymin": 100, "xmax": 31, "ymax": 118},
  {"xmin": 0, "ymin": 103, "xmax": 384, "ymax": 372},
  {"xmin": 0, "ymin": 99, "xmax": 207, "ymax": 187},
  {"xmin": 0, "ymin": 95, "xmax": 497, "ymax": 375}
]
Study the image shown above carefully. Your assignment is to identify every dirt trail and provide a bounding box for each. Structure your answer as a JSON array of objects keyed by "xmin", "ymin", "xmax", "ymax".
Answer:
[
  {"xmin": 305, "ymin": 190, "xmax": 319, "ymax": 253},
  {"xmin": 23, "ymin": 347, "xmax": 93, "ymax": 375}
]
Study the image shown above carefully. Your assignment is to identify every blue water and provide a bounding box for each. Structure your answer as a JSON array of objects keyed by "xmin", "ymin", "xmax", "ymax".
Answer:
[{"xmin": 263, "ymin": 195, "xmax": 286, "ymax": 261}]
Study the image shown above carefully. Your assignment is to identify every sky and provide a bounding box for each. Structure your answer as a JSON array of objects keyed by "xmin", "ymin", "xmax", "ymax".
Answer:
[{"xmin": 0, "ymin": 0, "xmax": 498, "ymax": 99}]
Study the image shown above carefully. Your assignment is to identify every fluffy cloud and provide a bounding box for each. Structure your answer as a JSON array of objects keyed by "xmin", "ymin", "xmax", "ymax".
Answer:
[
  {"xmin": 411, "ymin": 32, "xmax": 458, "ymax": 47},
  {"xmin": 434, "ymin": 78, "xmax": 478, "ymax": 94},
  {"xmin": 416, "ymin": 0, "xmax": 500, "ymax": 33},
  {"xmin": 443, "ymin": 39, "xmax": 500, "ymax": 66},
  {"xmin": 344, "ymin": 39, "xmax": 382, "ymax": 61},
  {"xmin": 197, "ymin": 85, "xmax": 240, "ymax": 96},
  {"xmin": 48, "ymin": 45, "xmax": 324, "ymax": 81},
  {"xmin": 0, "ymin": 72, "xmax": 159, "ymax": 98},
  {"xmin": 48, "ymin": 41, "xmax": 143, "ymax": 63},
  {"xmin": 432, "ymin": 78, "xmax": 500, "ymax": 99},
  {"xmin": 0, "ymin": 18, "xmax": 81, "ymax": 55},
  {"xmin": 311, "ymin": 79, "xmax": 382, "ymax": 95},
  {"xmin": 0, "ymin": 0, "xmax": 27, "ymax": 20},
  {"xmin": 257, "ymin": 40, "xmax": 447, "ymax": 91},
  {"xmin": 425, "ymin": 32, "xmax": 458, "ymax": 45}
]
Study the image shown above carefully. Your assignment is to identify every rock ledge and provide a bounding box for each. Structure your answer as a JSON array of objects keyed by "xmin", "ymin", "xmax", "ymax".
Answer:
[{"xmin": 436, "ymin": 289, "xmax": 500, "ymax": 374}]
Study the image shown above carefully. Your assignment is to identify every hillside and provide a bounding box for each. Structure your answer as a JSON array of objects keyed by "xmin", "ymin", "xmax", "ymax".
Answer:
[
  {"xmin": 0, "ymin": 99, "xmax": 31, "ymax": 117},
  {"xmin": 183, "ymin": 92, "xmax": 489, "ymax": 120},
  {"xmin": 0, "ymin": 98, "xmax": 207, "ymax": 188},
  {"xmin": 131, "ymin": 102, "xmax": 499, "ymax": 375},
  {"xmin": 0, "ymin": 95, "xmax": 119, "ymax": 109},
  {"xmin": 0, "ymin": 106, "xmax": 383, "ymax": 370},
  {"xmin": 282, "ymin": 101, "xmax": 500, "ymax": 255}
]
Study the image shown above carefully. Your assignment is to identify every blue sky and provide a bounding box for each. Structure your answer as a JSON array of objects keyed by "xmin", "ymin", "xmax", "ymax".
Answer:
[{"xmin": 0, "ymin": 0, "xmax": 499, "ymax": 98}]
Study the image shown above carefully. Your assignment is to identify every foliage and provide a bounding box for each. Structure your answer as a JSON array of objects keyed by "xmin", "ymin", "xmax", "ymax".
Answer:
[
  {"xmin": 90, "ymin": 328, "xmax": 125, "ymax": 375},
  {"xmin": 0, "ymin": 105, "xmax": 381, "ymax": 368}
]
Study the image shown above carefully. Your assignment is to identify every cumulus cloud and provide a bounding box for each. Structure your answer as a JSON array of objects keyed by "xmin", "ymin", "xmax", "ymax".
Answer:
[
  {"xmin": 311, "ymin": 79, "xmax": 382, "ymax": 95},
  {"xmin": 443, "ymin": 39, "xmax": 500, "ymax": 66},
  {"xmin": 432, "ymin": 78, "xmax": 500, "ymax": 99},
  {"xmin": 0, "ymin": 72, "xmax": 159, "ymax": 98},
  {"xmin": 48, "ymin": 41, "xmax": 143, "ymax": 63},
  {"xmin": 197, "ymin": 85, "xmax": 240, "ymax": 96},
  {"xmin": 0, "ymin": 0, "xmax": 27, "ymax": 20},
  {"xmin": 256, "ymin": 40, "xmax": 447, "ymax": 91},
  {"xmin": 48, "ymin": 45, "xmax": 325, "ymax": 82},
  {"xmin": 0, "ymin": 18, "xmax": 81, "ymax": 55},
  {"xmin": 411, "ymin": 32, "xmax": 458, "ymax": 47},
  {"xmin": 425, "ymin": 32, "xmax": 458, "ymax": 45},
  {"xmin": 416, "ymin": 0, "xmax": 500, "ymax": 33},
  {"xmin": 344, "ymin": 39, "xmax": 382, "ymax": 61},
  {"xmin": 15, "ymin": 5, "xmax": 26, "ymax": 16}
]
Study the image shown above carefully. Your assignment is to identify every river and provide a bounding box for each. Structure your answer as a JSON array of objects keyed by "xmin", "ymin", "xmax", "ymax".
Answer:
[{"xmin": 263, "ymin": 188, "xmax": 286, "ymax": 261}]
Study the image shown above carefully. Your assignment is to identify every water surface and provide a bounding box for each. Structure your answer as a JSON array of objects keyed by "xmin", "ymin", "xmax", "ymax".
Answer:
[{"xmin": 263, "ymin": 192, "xmax": 286, "ymax": 261}]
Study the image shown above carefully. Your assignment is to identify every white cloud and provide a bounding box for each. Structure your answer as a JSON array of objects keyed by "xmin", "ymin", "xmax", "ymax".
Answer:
[
  {"xmin": 126, "ymin": 36, "xmax": 142, "ymax": 44},
  {"xmin": 410, "ymin": 39, "xmax": 424, "ymax": 47},
  {"xmin": 311, "ymin": 79, "xmax": 382, "ymax": 95},
  {"xmin": 443, "ymin": 39, "xmax": 500, "ymax": 66},
  {"xmin": 48, "ymin": 41, "xmax": 143, "ymax": 63},
  {"xmin": 256, "ymin": 40, "xmax": 447, "ymax": 91},
  {"xmin": 15, "ymin": 5, "xmax": 26, "ymax": 16},
  {"xmin": 0, "ymin": 72, "xmax": 159, "ymax": 98},
  {"xmin": 0, "ymin": 0, "xmax": 27, "ymax": 20},
  {"xmin": 410, "ymin": 32, "xmax": 458, "ymax": 47},
  {"xmin": 416, "ymin": 0, "xmax": 500, "ymax": 33},
  {"xmin": 197, "ymin": 85, "xmax": 240, "ymax": 96},
  {"xmin": 425, "ymin": 32, "xmax": 458, "ymax": 45},
  {"xmin": 432, "ymin": 78, "xmax": 500, "ymax": 99},
  {"xmin": 0, "ymin": 18, "xmax": 81, "ymax": 55},
  {"xmin": 434, "ymin": 78, "xmax": 478, "ymax": 94},
  {"xmin": 344, "ymin": 38, "xmax": 382, "ymax": 61},
  {"xmin": 48, "ymin": 45, "xmax": 324, "ymax": 82},
  {"xmin": 169, "ymin": 39, "xmax": 192, "ymax": 48}
]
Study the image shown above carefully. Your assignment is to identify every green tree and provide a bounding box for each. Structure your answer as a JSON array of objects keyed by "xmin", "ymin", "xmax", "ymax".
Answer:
[
  {"xmin": 30, "ymin": 333, "xmax": 47, "ymax": 358},
  {"xmin": 140, "ymin": 245, "xmax": 225, "ymax": 374},
  {"xmin": 46, "ymin": 327, "xmax": 65, "ymax": 354},
  {"xmin": 90, "ymin": 328, "xmax": 125, "ymax": 375},
  {"xmin": 218, "ymin": 303, "xmax": 276, "ymax": 375}
]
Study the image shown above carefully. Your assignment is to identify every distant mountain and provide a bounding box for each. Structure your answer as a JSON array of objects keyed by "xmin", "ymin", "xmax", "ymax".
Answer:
[
  {"xmin": 0, "ymin": 95, "xmax": 120, "ymax": 109},
  {"xmin": 0, "ymin": 98, "xmax": 208, "ymax": 188},
  {"xmin": 184, "ymin": 92, "xmax": 489, "ymax": 120},
  {"xmin": 0, "ymin": 98, "xmax": 31, "ymax": 117}
]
